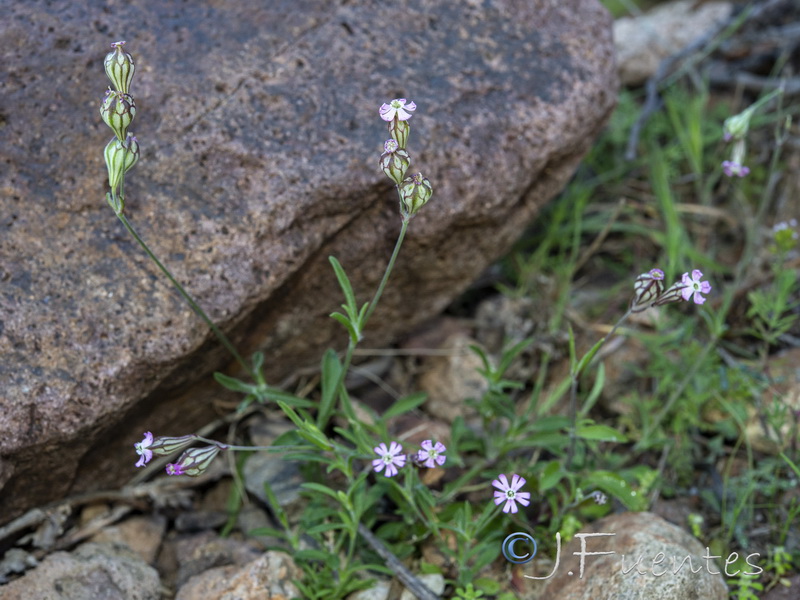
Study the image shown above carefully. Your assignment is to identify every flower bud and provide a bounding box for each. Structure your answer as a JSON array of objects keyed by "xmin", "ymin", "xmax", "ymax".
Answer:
[
  {"xmin": 630, "ymin": 268, "xmax": 665, "ymax": 312},
  {"xmin": 166, "ymin": 445, "xmax": 221, "ymax": 477},
  {"xmin": 722, "ymin": 110, "xmax": 752, "ymax": 142},
  {"xmin": 399, "ymin": 172, "xmax": 433, "ymax": 217},
  {"xmin": 388, "ymin": 119, "xmax": 410, "ymax": 149},
  {"xmin": 104, "ymin": 134, "xmax": 140, "ymax": 195},
  {"xmin": 100, "ymin": 89, "xmax": 136, "ymax": 141},
  {"xmin": 104, "ymin": 41, "xmax": 135, "ymax": 94},
  {"xmin": 380, "ymin": 139, "xmax": 410, "ymax": 185}
]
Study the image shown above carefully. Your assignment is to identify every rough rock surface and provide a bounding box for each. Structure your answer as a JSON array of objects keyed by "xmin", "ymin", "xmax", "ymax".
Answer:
[
  {"xmin": 538, "ymin": 512, "xmax": 730, "ymax": 600},
  {"xmin": 0, "ymin": 542, "xmax": 161, "ymax": 600},
  {"xmin": 614, "ymin": 0, "xmax": 733, "ymax": 85},
  {"xmin": 0, "ymin": 0, "xmax": 617, "ymax": 521},
  {"xmin": 175, "ymin": 551, "xmax": 301, "ymax": 600}
]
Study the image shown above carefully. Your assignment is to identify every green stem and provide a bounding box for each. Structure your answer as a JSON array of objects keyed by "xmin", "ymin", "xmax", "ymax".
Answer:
[
  {"xmin": 362, "ymin": 216, "xmax": 409, "ymax": 326},
  {"xmin": 116, "ymin": 212, "xmax": 255, "ymax": 379},
  {"xmin": 333, "ymin": 217, "xmax": 410, "ymax": 421}
]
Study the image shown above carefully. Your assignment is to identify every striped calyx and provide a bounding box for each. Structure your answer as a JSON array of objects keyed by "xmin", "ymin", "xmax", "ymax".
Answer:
[
  {"xmin": 380, "ymin": 140, "xmax": 410, "ymax": 185},
  {"xmin": 399, "ymin": 172, "xmax": 432, "ymax": 217},
  {"xmin": 631, "ymin": 268, "xmax": 665, "ymax": 311},
  {"xmin": 100, "ymin": 89, "xmax": 136, "ymax": 141},
  {"xmin": 104, "ymin": 41, "xmax": 135, "ymax": 94},
  {"xmin": 388, "ymin": 119, "xmax": 410, "ymax": 149},
  {"xmin": 104, "ymin": 135, "xmax": 140, "ymax": 196}
]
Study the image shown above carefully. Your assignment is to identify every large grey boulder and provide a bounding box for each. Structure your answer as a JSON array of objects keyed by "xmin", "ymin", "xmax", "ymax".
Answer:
[{"xmin": 0, "ymin": 0, "xmax": 617, "ymax": 522}]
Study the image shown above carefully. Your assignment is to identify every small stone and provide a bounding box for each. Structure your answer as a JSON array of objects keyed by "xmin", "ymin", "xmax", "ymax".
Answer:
[
  {"xmin": 538, "ymin": 512, "xmax": 729, "ymax": 600},
  {"xmin": 175, "ymin": 551, "xmax": 301, "ymax": 600},
  {"xmin": 399, "ymin": 573, "xmax": 445, "ymax": 600}
]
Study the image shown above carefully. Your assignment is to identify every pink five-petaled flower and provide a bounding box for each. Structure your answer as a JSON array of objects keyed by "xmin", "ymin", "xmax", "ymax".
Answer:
[
  {"xmin": 165, "ymin": 463, "xmax": 185, "ymax": 476},
  {"xmin": 379, "ymin": 98, "xmax": 417, "ymax": 122},
  {"xmin": 492, "ymin": 474, "xmax": 531, "ymax": 514},
  {"xmin": 680, "ymin": 270, "xmax": 712, "ymax": 305},
  {"xmin": 417, "ymin": 440, "xmax": 447, "ymax": 468},
  {"xmin": 134, "ymin": 432, "xmax": 154, "ymax": 467},
  {"xmin": 722, "ymin": 160, "xmax": 750, "ymax": 178},
  {"xmin": 372, "ymin": 441, "xmax": 407, "ymax": 477}
]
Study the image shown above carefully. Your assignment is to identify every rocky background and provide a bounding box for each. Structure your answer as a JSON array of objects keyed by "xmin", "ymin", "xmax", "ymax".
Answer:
[{"xmin": 0, "ymin": 0, "xmax": 616, "ymax": 524}]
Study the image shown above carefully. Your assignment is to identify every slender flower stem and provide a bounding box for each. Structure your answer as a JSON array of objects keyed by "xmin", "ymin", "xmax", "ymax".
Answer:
[
  {"xmin": 333, "ymin": 216, "xmax": 410, "ymax": 426},
  {"xmin": 116, "ymin": 213, "xmax": 255, "ymax": 379},
  {"xmin": 363, "ymin": 215, "xmax": 410, "ymax": 326}
]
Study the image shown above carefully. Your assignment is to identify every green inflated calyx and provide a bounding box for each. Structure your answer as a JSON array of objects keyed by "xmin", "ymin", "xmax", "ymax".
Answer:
[
  {"xmin": 399, "ymin": 172, "xmax": 432, "ymax": 217},
  {"xmin": 104, "ymin": 134, "xmax": 140, "ymax": 198},
  {"xmin": 100, "ymin": 89, "xmax": 136, "ymax": 141},
  {"xmin": 104, "ymin": 41, "xmax": 135, "ymax": 94}
]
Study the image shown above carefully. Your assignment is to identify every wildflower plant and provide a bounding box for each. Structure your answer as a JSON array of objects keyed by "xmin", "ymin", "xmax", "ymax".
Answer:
[
  {"xmin": 100, "ymin": 42, "xmax": 449, "ymax": 597},
  {"xmin": 95, "ymin": 39, "xmax": 800, "ymax": 599}
]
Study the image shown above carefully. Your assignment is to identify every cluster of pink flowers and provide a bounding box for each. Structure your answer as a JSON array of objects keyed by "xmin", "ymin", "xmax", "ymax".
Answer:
[{"xmin": 372, "ymin": 439, "xmax": 447, "ymax": 477}]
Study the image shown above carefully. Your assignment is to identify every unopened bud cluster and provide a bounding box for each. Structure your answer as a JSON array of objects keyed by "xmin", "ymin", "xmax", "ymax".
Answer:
[
  {"xmin": 378, "ymin": 99, "xmax": 433, "ymax": 219},
  {"xmin": 100, "ymin": 41, "xmax": 139, "ymax": 214}
]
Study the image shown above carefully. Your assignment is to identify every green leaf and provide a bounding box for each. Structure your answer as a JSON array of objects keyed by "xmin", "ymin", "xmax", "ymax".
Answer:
[
  {"xmin": 538, "ymin": 460, "xmax": 564, "ymax": 493},
  {"xmin": 277, "ymin": 401, "xmax": 332, "ymax": 450},
  {"xmin": 261, "ymin": 479, "xmax": 289, "ymax": 529},
  {"xmin": 306, "ymin": 521, "xmax": 348, "ymax": 535},
  {"xmin": 260, "ymin": 387, "xmax": 314, "ymax": 408},
  {"xmin": 568, "ymin": 324, "xmax": 577, "ymax": 372},
  {"xmin": 329, "ymin": 256, "xmax": 357, "ymax": 313},
  {"xmin": 356, "ymin": 301, "xmax": 370, "ymax": 334},
  {"xmin": 301, "ymin": 482, "xmax": 342, "ymax": 502},
  {"xmin": 382, "ymin": 392, "xmax": 427, "ymax": 420},
  {"xmin": 582, "ymin": 470, "xmax": 647, "ymax": 511},
  {"xmin": 317, "ymin": 349, "xmax": 342, "ymax": 428},
  {"xmin": 251, "ymin": 351, "xmax": 265, "ymax": 374},
  {"xmin": 579, "ymin": 363, "xmax": 605, "ymax": 417},
  {"xmin": 575, "ymin": 424, "xmax": 627, "ymax": 442},
  {"xmin": 497, "ymin": 338, "xmax": 534, "ymax": 375},
  {"xmin": 294, "ymin": 548, "xmax": 338, "ymax": 567},
  {"xmin": 574, "ymin": 336, "xmax": 607, "ymax": 378},
  {"xmin": 214, "ymin": 372, "xmax": 256, "ymax": 394},
  {"xmin": 330, "ymin": 311, "xmax": 359, "ymax": 343}
]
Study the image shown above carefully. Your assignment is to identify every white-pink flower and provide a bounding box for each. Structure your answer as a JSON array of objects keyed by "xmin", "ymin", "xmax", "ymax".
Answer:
[
  {"xmin": 680, "ymin": 270, "xmax": 712, "ymax": 305},
  {"xmin": 372, "ymin": 441, "xmax": 407, "ymax": 477},
  {"xmin": 135, "ymin": 432, "xmax": 154, "ymax": 467},
  {"xmin": 417, "ymin": 440, "xmax": 447, "ymax": 468},
  {"xmin": 379, "ymin": 98, "xmax": 417, "ymax": 122},
  {"xmin": 492, "ymin": 473, "xmax": 531, "ymax": 514}
]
